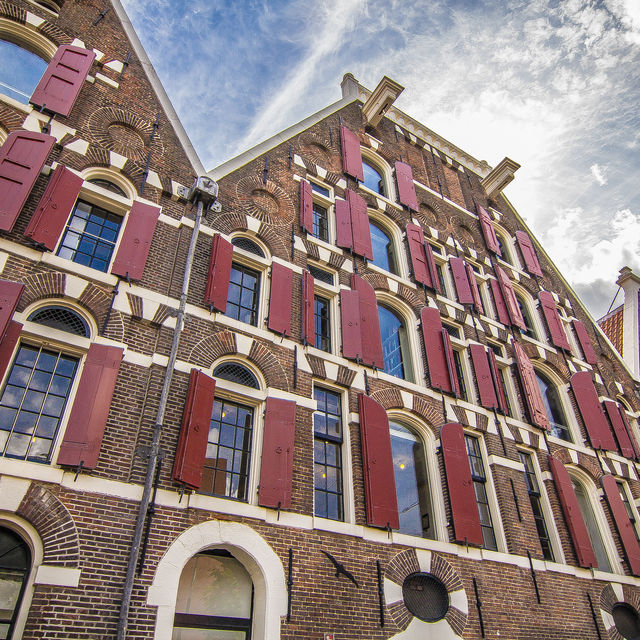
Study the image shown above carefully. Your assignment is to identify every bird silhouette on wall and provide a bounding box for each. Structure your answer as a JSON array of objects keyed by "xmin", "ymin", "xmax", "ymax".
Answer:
[{"xmin": 321, "ymin": 550, "xmax": 360, "ymax": 588}]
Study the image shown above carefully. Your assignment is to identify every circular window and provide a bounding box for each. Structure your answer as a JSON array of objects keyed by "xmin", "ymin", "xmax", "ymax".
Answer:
[
  {"xmin": 402, "ymin": 572, "xmax": 449, "ymax": 623},
  {"xmin": 613, "ymin": 603, "xmax": 640, "ymax": 640}
]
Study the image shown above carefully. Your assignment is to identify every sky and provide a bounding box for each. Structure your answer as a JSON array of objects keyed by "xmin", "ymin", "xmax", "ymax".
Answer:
[{"xmin": 119, "ymin": 0, "xmax": 640, "ymax": 320}]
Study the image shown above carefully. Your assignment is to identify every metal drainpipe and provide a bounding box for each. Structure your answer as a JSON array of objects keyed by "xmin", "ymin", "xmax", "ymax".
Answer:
[{"xmin": 117, "ymin": 177, "xmax": 220, "ymax": 640}]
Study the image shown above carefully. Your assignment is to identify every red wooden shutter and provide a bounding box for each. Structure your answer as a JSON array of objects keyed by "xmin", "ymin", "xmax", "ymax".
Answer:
[
  {"xmin": 0, "ymin": 130, "xmax": 55, "ymax": 231},
  {"xmin": 442, "ymin": 330, "xmax": 460, "ymax": 397},
  {"xmin": 548, "ymin": 456, "xmax": 597, "ymax": 569},
  {"xmin": 56, "ymin": 343, "xmax": 123, "ymax": 469},
  {"xmin": 205, "ymin": 234, "xmax": 233, "ymax": 311},
  {"xmin": 358, "ymin": 393, "xmax": 399, "ymax": 529},
  {"xmin": 0, "ymin": 280, "xmax": 24, "ymax": 342},
  {"xmin": 258, "ymin": 397, "xmax": 296, "ymax": 509},
  {"xmin": 619, "ymin": 409, "xmax": 640, "ymax": 460},
  {"xmin": 515, "ymin": 230, "xmax": 543, "ymax": 277},
  {"xmin": 301, "ymin": 270, "xmax": 315, "ymax": 345},
  {"xmin": 395, "ymin": 161, "xmax": 418, "ymax": 211},
  {"xmin": 340, "ymin": 125, "xmax": 364, "ymax": 181},
  {"xmin": 601, "ymin": 475, "xmax": 640, "ymax": 575},
  {"xmin": 111, "ymin": 201, "xmax": 160, "ymax": 281},
  {"xmin": 603, "ymin": 401, "xmax": 635, "ymax": 459},
  {"xmin": 512, "ymin": 341, "xmax": 550, "ymax": 430},
  {"xmin": 340, "ymin": 289, "xmax": 362, "ymax": 360},
  {"xmin": 477, "ymin": 205, "xmax": 501, "ymax": 255},
  {"xmin": 406, "ymin": 223, "xmax": 432, "ymax": 288},
  {"xmin": 347, "ymin": 189, "xmax": 372, "ymax": 260},
  {"xmin": 570, "ymin": 371, "xmax": 617, "ymax": 451},
  {"xmin": 172, "ymin": 369, "xmax": 216, "ymax": 489},
  {"xmin": 450, "ymin": 257, "xmax": 473, "ymax": 305},
  {"xmin": 0, "ymin": 321, "xmax": 21, "ymax": 382},
  {"xmin": 30, "ymin": 45, "xmax": 95, "ymax": 117},
  {"xmin": 24, "ymin": 165, "xmax": 82, "ymax": 249},
  {"xmin": 268, "ymin": 263, "xmax": 293, "ymax": 336},
  {"xmin": 466, "ymin": 263, "xmax": 484, "ymax": 314},
  {"xmin": 495, "ymin": 266, "xmax": 526, "ymax": 330},
  {"xmin": 538, "ymin": 291, "xmax": 571, "ymax": 351},
  {"xmin": 487, "ymin": 349, "xmax": 508, "ymax": 414},
  {"xmin": 441, "ymin": 422, "xmax": 484, "ymax": 545},
  {"xmin": 425, "ymin": 243, "xmax": 441, "ymax": 294},
  {"xmin": 335, "ymin": 198, "xmax": 353, "ymax": 251},
  {"xmin": 420, "ymin": 307, "xmax": 457, "ymax": 394},
  {"xmin": 470, "ymin": 344, "xmax": 498, "ymax": 410},
  {"xmin": 572, "ymin": 319, "xmax": 598, "ymax": 365},
  {"xmin": 489, "ymin": 278, "xmax": 510, "ymax": 325},
  {"xmin": 299, "ymin": 179, "xmax": 313, "ymax": 232},
  {"xmin": 352, "ymin": 275, "xmax": 384, "ymax": 368}
]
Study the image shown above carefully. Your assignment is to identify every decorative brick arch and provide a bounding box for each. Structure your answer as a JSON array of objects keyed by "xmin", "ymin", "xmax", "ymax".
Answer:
[
  {"xmin": 16, "ymin": 485, "xmax": 80, "ymax": 568},
  {"xmin": 235, "ymin": 176, "xmax": 295, "ymax": 228},
  {"xmin": 186, "ymin": 329, "xmax": 237, "ymax": 368},
  {"xmin": 248, "ymin": 339, "xmax": 290, "ymax": 391},
  {"xmin": 16, "ymin": 272, "xmax": 66, "ymax": 310},
  {"xmin": 368, "ymin": 389, "xmax": 442, "ymax": 438},
  {"xmin": 299, "ymin": 131, "xmax": 340, "ymax": 173},
  {"xmin": 599, "ymin": 583, "xmax": 640, "ymax": 640},
  {"xmin": 549, "ymin": 449, "xmax": 603, "ymax": 483},
  {"xmin": 0, "ymin": 104, "xmax": 24, "ymax": 131}
]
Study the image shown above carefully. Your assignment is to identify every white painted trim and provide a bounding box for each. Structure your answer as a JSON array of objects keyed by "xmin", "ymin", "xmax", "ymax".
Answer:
[{"xmin": 34, "ymin": 565, "xmax": 81, "ymax": 587}]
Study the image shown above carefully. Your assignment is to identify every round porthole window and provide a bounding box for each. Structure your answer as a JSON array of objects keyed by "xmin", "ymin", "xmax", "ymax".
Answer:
[
  {"xmin": 613, "ymin": 603, "xmax": 640, "ymax": 640},
  {"xmin": 402, "ymin": 572, "xmax": 449, "ymax": 623}
]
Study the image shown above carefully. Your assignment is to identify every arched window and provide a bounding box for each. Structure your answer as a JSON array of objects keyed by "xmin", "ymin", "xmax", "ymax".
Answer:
[
  {"xmin": 231, "ymin": 236, "xmax": 266, "ymax": 258},
  {"xmin": 496, "ymin": 233, "xmax": 512, "ymax": 265},
  {"xmin": 0, "ymin": 39, "xmax": 47, "ymax": 103},
  {"xmin": 378, "ymin": 305, "xmax": 412, "ymax": 381},
  {"xmin": 362, "ymin": 160, "xmax": 385, "ymax": 195},
  {"xmin": 213, "ymin": 362, "xmax": 259, "ymax": 389},
  {"xmin": 28, "ymin": 306, "xmax": 90, "ymax": 337},
  {"xmin": 173, "ymin": 549, "xmax": 253, "ymax": 639},
  {"xmin": 389, "ymin": 422, "xmax": 435, "ymax": 539},
  {"xmin": 369, "ymin": 221, "xmax": 398, "ymax": 274},
  {"xmin": 516, "ymin": 294, "xmax": 537, "ymax": 339},
  {"xmin": 87, "ymin": 178, "xmax": 127, "ymax": 198},
  {"xmin": 0, "ymin": 526, "xmax": 31, "ymax": 638},
  {"xmin": 535, "ymin": 371, "xmax": 572, "ymax": 442}
]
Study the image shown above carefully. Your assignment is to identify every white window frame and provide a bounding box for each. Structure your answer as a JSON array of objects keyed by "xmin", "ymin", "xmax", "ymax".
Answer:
[
  {"xmin": 307, "ymin": 266, "xmax": 339, "ymax": 356},
  {"xmin": 359, "ymin": 149, "xmax": 396, "ymax": 202}
]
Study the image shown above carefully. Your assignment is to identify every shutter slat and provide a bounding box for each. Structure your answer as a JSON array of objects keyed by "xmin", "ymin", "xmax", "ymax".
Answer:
[
  {"xmin": 515, "ymin": 230, "xmax": 543, "ymax": 277},
  {"xmin": 30, "ymin": 45, "xmax": 95, "ymax": 117},
  {"xmin": 335, "ymin": 198, "xmax": 353, "ymax": 251},
  {"xmin": 395, "ymin": 161, "xmax": 419, "ymax": 211},
  {"xmin": 466, "ymin": 263, "xmax": 484, "ymax": 314},
  {"xmin": 359, "ymin": 393, "xmax": 399, "ymax": 529},
  {"xmin": 570, "ymin": 371, "xmax": 617, "ymax": 451},
  {"xmin": 111, "ymin": 201, "xmax": 160, "ymax": 281},
  {"xmin": 548, "ymin": 456, "xmax": 597, "ymax": 568},
  {"xmin": 406, "ymin": 223, "xmax": 432, "ymax": 288},
  {"xmin": 441, "ymin": 422, "xmax": 484, "ymax": 545},
  {"xmin": 340, "ymin": 289, "xmax": 362, "ymax": 361},
  {"xmin": 301, "ymin": 271, "xmax": 315, "ymax": 345},
  {"xmin": 477, "ymin": 205, "xmax": 501, "ymax": 255},
  {"xmin": 258, "ymin": 397, "xmax": 296, "ymax": 509},
  {"xmin": 487, "ymin": 349, "xmax": 508, "ymax": 414},
  {"xmin": 56, "ymin": 343, "xmax": 123, "ymax": 469},
  {"xmin": 347, "ymin": 189, "xmax": 372, "ymax": 260},
  {"xmin": 603, "ymin": 401, "xmax": 635, "ymax": 460},
  {"xmin": 490, "ymin": 278, "xmax": 510, "ymax": 325},
  {"xmin": 0, "ymin": 321, "xmax": 22, "ymax": 383},
  {"xmin": 352, "ymin": 275, "xmax": 384, "ymax": 368},
  {"xmin": 205, "ymin": 234, "xmax": 233, "ymax": 311},
  {"xmin": 512, "ymin": 340, "xmax": 550, "ymax": 430},
  {"xmin": 495, "ymin": 266, "xmax": 526, "ymax": 330},
  {"xmin": 340, "ymin": 125, "xmax": 364, "ymax": 181},
  {"xmin": 572, "ymin": 319, "xmax": 598, "ymax": 365},
  {"xmin": 421, "ymin": 307, "xmax": 454, "ymax": 394},
  {"xmin": 424, "ymin": 243, "xmax": 441, "ymax": 294},
  {"xmin": 450, "ymin": 257, "xmax": 474, "ymax": 305},
  {"xmin": 539, "ymin": 291, "xmax": 571, "ymax": 351},
  {"xmin": 0, "ymin": 280, "xmax": 24, "ymax": 342},
  {"xmin": 470, "ymin": 344, "xmax": 498, "ymax": 410},
  {"xmin": 299, "ymin": 179, "xmax": 313, "ymax": 232},
  {"xmin": 0, "ymin": 130, "xmax": 56, "ymax": 231},
  {"xmin": 172, "ymin": 370, "xmax": 216, "ymax": 489},
  {"xmin": 268, "ymin": 262, "xmax": 293, "ymax": 336}
]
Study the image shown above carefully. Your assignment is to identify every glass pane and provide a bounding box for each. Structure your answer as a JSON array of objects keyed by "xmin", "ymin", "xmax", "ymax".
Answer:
[
  {"xmin": 362, "ymin": 161, "xmax": 384, "ymax": 195},
  {"xmin": 0, "ymin": 40, "xmax": 47, "ymax": 103},
  {"xmin": 379, "ymin": 306, "xmax": 405, "ymax": 379},
  {"xmin": 573, "ymin": 480, "xmax": 611, "ymax": 572},
  {"xmin": 370, "ymin": 223, "xmax": 393, "ymax": 272}
]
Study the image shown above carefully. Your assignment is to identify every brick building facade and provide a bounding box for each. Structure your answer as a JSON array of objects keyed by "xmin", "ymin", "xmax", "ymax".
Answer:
[{"xmin": 2, "ymin": 2, "xmax": 640, "ymax": 639}]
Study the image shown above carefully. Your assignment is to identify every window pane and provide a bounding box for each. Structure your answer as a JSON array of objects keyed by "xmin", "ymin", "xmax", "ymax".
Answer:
[
  {"xmin": 314, "ymin": 296, "xmax": 331, "ymax": 352},
  {"xmin": 370, "ymin": 222, "xmax": 397, "ymax": 273},
  {"xmin": 312, "ymin": 203, "xmax": 329, "ymax": 241},
  {"xmin": 224, "ymin": 264, "xmax": 260, "ymax": 327},
  {"xmin": 0, "ymin": 40, "xmax": 47, "ymax": 103},
  {"xmin": 362, "ymin": 161, "xmax": 385, "ymax": 195},
  {"xmin": 379, "ymin": 306, "xmax": 406, "ymax": 380},
  {"xmin": 573, "ymin": 480, "xmax": 611, "ymax": 572}
]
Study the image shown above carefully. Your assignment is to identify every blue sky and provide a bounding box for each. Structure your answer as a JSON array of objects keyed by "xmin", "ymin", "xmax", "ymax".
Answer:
[{"xmin": 120, "ymin": 0, "xmax": 640, "ymax": 320}]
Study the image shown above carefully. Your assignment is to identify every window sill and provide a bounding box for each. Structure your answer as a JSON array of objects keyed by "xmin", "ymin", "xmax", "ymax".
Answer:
[
  {"xmin": 367, "ymin": 262, "xmax": 416, "ymax": 291},
  {"xmin": 413, "ymin": 179, "xmax": 478, "ymax": 220},
  {"xmin": 41, "ymin": 253, "xmax": 118, "ymax": 286},
  {"xmin": 520, "ymin": 333, "xmax": 557, "ymax": 356},
  {"xmin": 0, "ymin": 92, "xmax": 32, "ymax": 114},
  {"xmin": 358, "ymin": 184, "xmax": 403, "ymax": 211}
]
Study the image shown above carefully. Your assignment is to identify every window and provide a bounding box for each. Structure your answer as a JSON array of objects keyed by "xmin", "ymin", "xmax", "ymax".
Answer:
[
  {"xmin": 535, "ymin": 371, "xmax": 571, "ymax": 442},
  {"xmin": 313, "ymin": 387, "xmax": 344, "ymax": 521},
  {"xmin": 312, "ymin": 202, "xmax": 329, "ymax": 242},
  {"xmin": 201, "ymin": 399, "xmax": 254, "ymax": 501},
  {"xmin": 231, "ymin": 236, "xmax": 265, "ymax": 258},
  {"xmin": 362, "ymin": 160, "xmax": 385, "ymax": 195},
  {"xmin": 0, "ymin": 39, "xmax": 47, "ymax": 104},
  {"xmin": 452, "ymin": 350, "xmax": 468, "ymax": 401},
  {"xmin": 225, "ymin": 263, "xmax": 260, "ymax": 326},
  {"xmin": 308, "ymin": 264, "xmax": 334, "ymax": 286},
  {"xmin": 617, "ymin": 481, "xmax": 640, "ymax": 544},
  {"xmin": 519, "ymin": 451, "xmax": 555, "ymax": 561},
  {"xmin": 465, "ymin": 435, "xmax": 498, "ymax": 551},
  {"xmin": 87, "ymin": 178, "xmax": 127, "ymax": 198},
  {"xmin": 0, "ymin": 527, "xmax": 31, "ymax": 640},
  {"xmin": 173, "ymin": 550, "xmax": 253, "ymax": 639},
  {"xmin": 56, "ymin": 200, "xmax": 122, "ymax": 273},
  {"xmin": 516, "ymin": 294, "xmax": 537, "ymax": 340},
  {"xmin": 213, "ymin": 362, "xmax": 259, "ymax": 389},
  {"xmin": 378, "ymin": 305, "xmax": 412, "ymax": 381},
  {"xmin": 496, "ymin": 233, "xmax": 512, "ymax": 264},
  {"xmin": 498, "ymin": 367, "xmax": 514, "ymax": 417},
  {"xmin": 314, "ymin": 296, "xmax": 331, "ymax": 352},
  {"xmin": 369, "ymin": 221, "xmax": 398, "ymax": 274},
  {"xmin": 390, "ymin": 422, "xmax": 435, "ymax": 539},
  {"xmin": 309, "ymin": 180, "xmax": 330, "ymax": 197},
  {"xmin": 442, "ymin": 323, "xmax": 461, "ymax": 339},
  {"xmin": 28, "ymin": 306, "xmax": 89, "ymax": 337}
]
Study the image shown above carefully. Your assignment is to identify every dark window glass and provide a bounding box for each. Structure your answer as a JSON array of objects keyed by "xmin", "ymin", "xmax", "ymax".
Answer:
[
  {"xmin": 498, "ymin": 368, "xmax": 513, "ymax": 417},
  {"xmin": 516, "ymin": 295, "xmax": 537, "ymax": 339},
  {"xmin": 213, "ymin": 363, "xmax": 259, "ymax": 389},
  {"xmin": 28, "ymin": 306, "xmax": 89, "ymax": 337},
  {"xmin": 231, "ymin": 236, "xmax": 265, "ymax": 257},
  {"xmin": 488, "ymin": 342, "xmax": 503, "ymax": 357},
  {"xmin": 225, "ymin": 263, "xmax": 260, "ymax": 326},
  {"xmin": 0, "ymin": 345, "xmax": 78, "ymax": 463},
  {"xmin": 88, "ymin": 178, "xmax": 127, "ymax": 197},
  {"xmin": 390, "ymin": 422, "xmax": 434, "ymax": 539},
  {"xmin": 313, "ymin": 388, "xmax": 343, "ymax": 521},
  {"xmin": 379, "ymin": 305, "xmax": 409, "ymax": 380},
  {"xmin": 465, "ymin": 435, "xmax": 497, "ymax": 551},
  {"xmin": 572, "ymin": 478, "xmax": 612, "ymax": 572},
  {"xmin": 310, "ymin": 181, "xmax": 330, "ymax": 197},
  {"xmin": 312, "ymin": 203, "xmax": 329, "ymax": 242},
  {"xmin": 519, "ymin": 451, "xmax": 554, "ymax": 561},
  {"xmin": 442, "ymin": 323, "xmax": 461, "ymax": 339},
  {"xmin": 57, "ymin": 200, "xmax": 122, "ymax": 273},
  {"xmin": 617, "ymin": 482, "xmax": 640, "ymax": 544},
  {"xmin": 0, "ymin": 527, "xmax": 31, "ymax": 639},
  {"xmin": 362, "ymin": 161, "xmax": 385, "ymax": 195},
  {"xmin": 370, "ymin": 222, "xmax": 398, "ymax": 274},
  {"xmin": 452, "ymin": 350, "xmax": 467, "ymax": 401},
  {"xmin": 308, "ymin": 265, "xmax": 333, "ymax": 285},
  {"xmin": 201, "ymin": 399, "xmax": 253, "ymax": 501},
  {"xmin": 497, "ymin": 235, "xmax": 511, "ymax": 264},
  {"xmin": 535, "ymin": 372, "xmax": 571, "ymax": 442},
  {"xmin": 435, "ymin": 263, "xmax": 447, "ymax": 295},
  {"xmin": 314, "ymin": 296, "xmax": 331, "ymax": 352},
  {"xmin": 0, "ymin": 39, "xmax": 47, "ymax": 104}
]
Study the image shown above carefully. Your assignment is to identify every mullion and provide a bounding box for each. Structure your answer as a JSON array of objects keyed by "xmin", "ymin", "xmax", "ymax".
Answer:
[{"xmin": 465, "ymin": 435, "xmax": 497, "ymax": 550}]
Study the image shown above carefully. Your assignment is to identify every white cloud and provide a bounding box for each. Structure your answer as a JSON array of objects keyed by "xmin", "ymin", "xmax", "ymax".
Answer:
[{"xmin": 590, "ymin": 163, "xmax": 608, "ymax": 185}]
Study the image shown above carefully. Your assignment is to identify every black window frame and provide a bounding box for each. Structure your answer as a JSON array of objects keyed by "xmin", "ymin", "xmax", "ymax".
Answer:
[
  {"xmin": 312, "ymin": 202, "xmax": 329, "ymax": 242},
  {"xmin": 225, "ymin": 262, "xmax": 261, "ymax": 327},
  {"xmin": 313, "ymin": 295, "xmax": 331, "ymax": 353}
]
